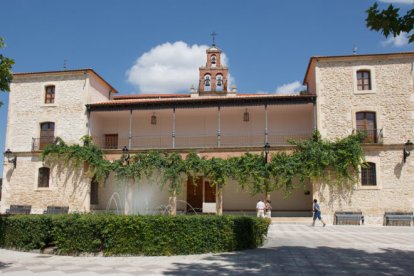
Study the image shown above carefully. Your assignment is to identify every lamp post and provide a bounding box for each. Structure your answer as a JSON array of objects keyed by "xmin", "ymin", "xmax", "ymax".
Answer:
[
  {"xmin": 403, "ymin": 140, "xmax": 413, "ymax": 163},
  {"xmin": 122, "ymin": 146, "xmax": 130, "ymax": 165},
  {"xmin": 263, "ymin": 142, "xmax": 270, "ymax": 201},
  {"xmin": 264, "ymin": 142, "xmax": 270, "ymax": 164},
  {"xmin": 3, "ymin": 149, "xmax": 17, "ymax": 168}
]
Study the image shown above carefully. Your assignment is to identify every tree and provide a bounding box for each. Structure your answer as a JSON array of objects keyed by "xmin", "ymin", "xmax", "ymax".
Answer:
[
  {"xmin": 366, "ymin": 3, "xmax": 414, "ymax": 43},
  {"xmin": 0, "ymin": 37, "xmax": 14, "ymax": 106}
]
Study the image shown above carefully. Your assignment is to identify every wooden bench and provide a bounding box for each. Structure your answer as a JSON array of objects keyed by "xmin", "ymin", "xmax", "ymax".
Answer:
[
  {"xmin": 44, "ymin": 206, "xmax": 69, "ymax": 214},
  {"xmin": 5, "ymin": 205, "xmax": 31, "ymax": 214},
  {"xmin": 334, "ymin": 211, "xmax": 364, "ymax": 225},
  {"xmin": 384, "ymin": 212, "xmax": 413, "ymax": 226}
]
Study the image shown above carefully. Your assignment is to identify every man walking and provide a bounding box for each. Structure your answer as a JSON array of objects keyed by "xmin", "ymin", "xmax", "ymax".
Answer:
[
  {"xmin": 312, "ymin": 199, "xmax": 326, "ymax": 227},
  {"xmin": 256, "ymin": 199, "xmax": 265, "ymax": 218}
]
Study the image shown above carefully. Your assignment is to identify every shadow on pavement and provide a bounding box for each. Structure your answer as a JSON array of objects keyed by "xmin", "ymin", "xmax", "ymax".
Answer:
[
  {"xmin": 164, "ymin": 246, "xmax": 414, "ymax": 275},
  {"xmin": 0, "ymin": 262, "xmax": 12, "ymax": 269}
]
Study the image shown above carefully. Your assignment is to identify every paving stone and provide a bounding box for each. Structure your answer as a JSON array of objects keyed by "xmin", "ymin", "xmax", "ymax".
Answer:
[{"xmin": 0, "ymin": 224, "xmax": 413, "ymax": 275}]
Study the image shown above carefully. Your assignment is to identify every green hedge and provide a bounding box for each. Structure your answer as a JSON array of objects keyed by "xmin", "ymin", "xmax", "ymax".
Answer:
[
  {"xmin": 0, "ymin": 215, "xmax": 53, "ymax": 250},
  {"xmin": 0, "ymin": 214, "xmax": 270, "ymax": 256}
]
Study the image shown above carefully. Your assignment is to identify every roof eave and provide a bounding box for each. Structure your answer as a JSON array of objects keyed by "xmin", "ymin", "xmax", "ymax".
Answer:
[
  {"xmin": 13, "ymin": 69, "xmax": 118, "ymax": 94},
  {"xmin": 87, "ymin": 95, "xmax": 317, "ymax": 111}
]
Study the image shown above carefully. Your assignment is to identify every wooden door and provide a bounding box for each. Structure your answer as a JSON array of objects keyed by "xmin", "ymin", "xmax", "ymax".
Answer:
[
  {"xmin": 105, "ymin": 134, "xmax": 118, "ymax": 149},
  {"xmin": 90, "ymin": 178, "xmax": 99, "ymax": 205},
  {"xmin": 204, "ymin": 181, "xmax": 216, "ymax": 203},
  {"xmin": 356, "ymin": 112, "xmax": 376, "ymax": 143},
  {"xmin": 40, "ymin": 122, "xmax": 55, "ymax": 150},
  {"xmin": 186, "ymin": 177, "xmax": 203, "ymax": 213}
]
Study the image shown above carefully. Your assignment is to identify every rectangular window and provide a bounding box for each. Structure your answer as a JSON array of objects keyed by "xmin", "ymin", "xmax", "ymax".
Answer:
[
  {"xmin": 38, "ymin": 167, "xmax": 50, "ymax": 188},
  {"xmin": 361, "ymin": 162, "xmax": 376, "ymax": 186},
  {"xmin": 45, "ymin": 85, "xmax": 55, "ymax": 104},
  {"xmin": 105, "ymin": 134, "xmax": 118, "ymax": 149},
  {"xmin": 357, "ymin": 70, "xmax": 371, "ymax": 91}
]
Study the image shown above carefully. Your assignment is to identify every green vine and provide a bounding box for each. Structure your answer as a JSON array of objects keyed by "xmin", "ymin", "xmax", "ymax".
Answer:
[{"xmin": 42, "ymin": 132, "xmax": 366, "ymax": 197}]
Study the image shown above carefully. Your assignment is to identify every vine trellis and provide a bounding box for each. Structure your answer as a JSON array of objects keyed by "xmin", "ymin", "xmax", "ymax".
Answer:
[{"xmin": 42, "ymin": 132, "xmax": 366, "ymax": 215}]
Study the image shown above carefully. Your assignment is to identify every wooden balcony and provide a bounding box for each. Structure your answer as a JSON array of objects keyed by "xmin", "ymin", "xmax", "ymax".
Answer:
[
  {"xmin": 32, "ymin": 137, "xmax": 55, "ymax": 151},
  {"xmin": 92, "ymin": 131, "xmax": 313, "ymax": 150},
  {"xmin": 353, "ymin": 128, "xmax": 383, "ymax": 144}
]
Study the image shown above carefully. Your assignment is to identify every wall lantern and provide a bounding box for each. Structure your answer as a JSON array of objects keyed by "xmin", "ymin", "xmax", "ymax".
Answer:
[
  {"xmin": 243, "ymin": 109, "xmax": 250, "ymax": 122},
  {"xmin": 151, "ymin": 113, "xmax": 157, "ymax": 125},
  {"xmin": 4, "ymin": 149, "xmax": 17, "ymax": 168},
  {"xmin": 264, "ymin": 142, "xmax": 270, "ymax": 164},
  {"xmin": 122, "ymin": 146, "xmax": 130, "ymax": 165},
  {"xmin": 403, "ymin": 140, "xmax": 413, "ymax": 163}
]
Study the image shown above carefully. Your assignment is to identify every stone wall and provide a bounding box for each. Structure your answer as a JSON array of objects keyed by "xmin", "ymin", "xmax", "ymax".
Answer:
[
  {"xmin": 1, "ymin": 71, "xmax": 112, "ymax": 213},
  {"xmin": 312, "ymin": 56, "xmax": 414, "ymax": 224},
  {"xmin": 1, "ymin": 157, "xmax": 90, "ymax": 214},
  {"xmin": 6, "ymin": 73, "xmax": 89, "ymax": 151}
]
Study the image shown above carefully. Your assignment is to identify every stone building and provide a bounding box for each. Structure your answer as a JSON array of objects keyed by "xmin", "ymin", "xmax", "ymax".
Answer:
[
  {"xmin": 1, "ymin": 46, "xmax": 413, "ymax": 224},
  {"xmin": 304, "ymin": 52, "xmax": 414, "ymax": 224}
]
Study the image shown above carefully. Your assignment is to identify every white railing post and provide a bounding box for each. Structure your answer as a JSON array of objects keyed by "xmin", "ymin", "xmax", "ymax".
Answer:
[
  {"xmin": 217, "ymin": 106, "xmax": 221, "ymax": 148},
  {"xmin": 265, "ymin": 104, "xmax": 268, "ymax": 144},
  {"xmin": 172, "ymin": 108, "xmax": 176, "ymax": 149},
  {"xmin": 128, "ymin": 109, "xmax": 132, "ymax": 149}
]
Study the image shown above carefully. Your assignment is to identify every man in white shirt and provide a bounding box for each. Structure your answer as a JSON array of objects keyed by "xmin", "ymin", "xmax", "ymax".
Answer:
[{"xmin": 256, "ymin": 199, "xmax": 265, "ymax": 218}]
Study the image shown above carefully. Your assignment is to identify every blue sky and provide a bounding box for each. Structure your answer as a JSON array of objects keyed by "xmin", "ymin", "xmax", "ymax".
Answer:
[{"xmin": 1, "ymin": 0, "xmax": 414, "ymax": 176}]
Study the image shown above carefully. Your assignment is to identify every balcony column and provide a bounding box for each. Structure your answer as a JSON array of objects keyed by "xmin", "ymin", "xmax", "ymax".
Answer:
[
  {"xmin": 87, "ymin": 108, "xmax": 91, "ymax": 136},
  {"xmin": 128, "ymin": 109, "xmax": 132, "ymax": 149},
  {"xmin": 313, "ymin": 100, "xmax": 318, "ymax": 132},
  {"xmin": 217, "ymin": 106, "xmax": 221, "ymax": 148},
  {"xmin": 172, "ymin": 108, "xmax": 176, "ymax": 149},
  {"xmin": 264, "ymin": 104, "xmax": 268, "ymax": 144}
]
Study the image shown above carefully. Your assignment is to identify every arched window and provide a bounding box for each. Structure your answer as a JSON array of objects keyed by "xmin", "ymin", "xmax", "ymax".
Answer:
[
  {"xmin": 211, "ymin": 55, "xmax": 217, "ymax": 67},
  {"xmin": 40, "ymin": 122, "xmax": 55, "ymax": 150},
  {"xmin": 357, "ymin": 70, "xmax": 371, "ymax": 90},
  {"xmin": 216, "ymin": 74, "xmax": 223, "ymax": 92},
  {"xmin": 38, "ymin": 167, "xmax": 50, "ymax": 188},
  {"xmin": 45, "ymin": 85, "xmax": 55, "ymax": 104},
  {"xmin": 204, "ymin": 74, "xmax": 211, "ymax": 91},
  {"xmin": 361, "ymin": 162, "xmax": 376, "ymax": 186}
]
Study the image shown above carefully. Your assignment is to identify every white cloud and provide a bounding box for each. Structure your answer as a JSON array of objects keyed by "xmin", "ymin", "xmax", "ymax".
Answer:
[
  {"xmin": 381, "ymin": 32, "xmax": 410, "ymax": 47},
  {"xmin": 379, "ymin": 0, "xmax": 414, "ymax": 4},
  {"xmin": 275, "ymin": 81, "xmax": 305, "ymax": 95},
  {"xmin": 126, "ymin": 41, "xmax": 232, "ymax": 93}
]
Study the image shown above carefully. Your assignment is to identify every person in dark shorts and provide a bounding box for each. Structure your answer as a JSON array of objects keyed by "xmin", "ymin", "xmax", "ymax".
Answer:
[{"xmin": 312, "ymin": 199, "xmax": 326, "ymax": 227}]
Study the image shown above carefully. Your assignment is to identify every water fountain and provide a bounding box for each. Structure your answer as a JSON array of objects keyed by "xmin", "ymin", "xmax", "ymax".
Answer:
[{"xmin": 105, "ymin": 192, "xmax": 122, "ymax": 214}]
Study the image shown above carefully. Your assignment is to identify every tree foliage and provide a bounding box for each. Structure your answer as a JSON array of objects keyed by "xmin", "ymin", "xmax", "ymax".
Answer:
[
  {"xmin": 42, "ymin": 132, "xmax": 366, "ymax": 198},
  {"xmin": 0, "ymin": 37, "xmax": 15, "ymax": 106},
  {"xmin": 366, "ymin": 2, "xmax": 414, "ymax": 43}
]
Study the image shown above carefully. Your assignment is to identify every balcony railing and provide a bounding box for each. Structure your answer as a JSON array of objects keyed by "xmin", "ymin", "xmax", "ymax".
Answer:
[
  {"xmin": 353, "ymin": 128, "xmax": 383, "ymax": 144},
  {"xmin": 32, "ymin": 137, "xmax": 55, "ymax": 151},
  {"xmin": 92, "ymin": 131, "xmax": 312, "ymax": 150}
]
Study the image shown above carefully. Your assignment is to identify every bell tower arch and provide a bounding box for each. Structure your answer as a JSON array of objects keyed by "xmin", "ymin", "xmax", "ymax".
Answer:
[{"xmin": 198, "ymin": 44, "xmax": 229, "ymax": 95}]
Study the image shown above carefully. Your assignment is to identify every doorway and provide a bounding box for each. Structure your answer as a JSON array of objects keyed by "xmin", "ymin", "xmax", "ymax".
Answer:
[{"xmin": 186, "ymin": 177, "xmax": 216, "ymax": 213}]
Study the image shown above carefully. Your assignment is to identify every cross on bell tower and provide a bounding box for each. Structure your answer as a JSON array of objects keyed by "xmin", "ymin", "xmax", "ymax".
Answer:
[
  {"xmin": 211, "ymin": 31, "xmax": 218, "ymax": 46},
  {"xmin": 198, "ymin": 38, "xmax": 229, "ymax": 95}
]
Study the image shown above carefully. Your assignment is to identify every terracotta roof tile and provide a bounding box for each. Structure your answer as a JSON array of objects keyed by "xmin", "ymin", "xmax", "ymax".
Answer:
[
  {"xmin": 89, "ymin": 94, "xmax": 314, "ymax": 107},
  {"xmin": 113, "ymin": 94, "xmax": 191, "ymax": 100}
]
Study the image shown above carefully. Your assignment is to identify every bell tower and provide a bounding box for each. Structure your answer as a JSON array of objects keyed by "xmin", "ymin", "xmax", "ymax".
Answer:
[{"xmin": 198, "ymin": 41, "xmax": 229, "ymax": 95}]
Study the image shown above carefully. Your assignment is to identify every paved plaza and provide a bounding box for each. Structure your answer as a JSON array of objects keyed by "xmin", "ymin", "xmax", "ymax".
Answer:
[{"xmin": 0, "ymin": 223, "xmax": 413, "ymax": 275}]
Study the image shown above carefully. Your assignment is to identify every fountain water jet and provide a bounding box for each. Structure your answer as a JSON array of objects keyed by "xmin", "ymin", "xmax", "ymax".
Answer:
[{"xmin": 106, "ymin": 192, "xmax": 123, "ymax": 214}]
